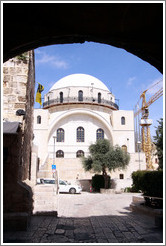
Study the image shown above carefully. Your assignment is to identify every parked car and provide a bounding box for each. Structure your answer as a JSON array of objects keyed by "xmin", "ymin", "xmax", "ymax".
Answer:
[{"xmin": 36, "ymin": 178, "xmax": 82, "ymax": 194}]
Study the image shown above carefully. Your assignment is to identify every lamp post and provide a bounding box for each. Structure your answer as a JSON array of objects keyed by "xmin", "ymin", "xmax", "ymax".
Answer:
[
  {"xmin": 53, "ymin": 136, "xmax": 57, "ymax": 178},
  {"xmin": 53, "ymin": 136, "xmax": 57, "ymax": 165},
  {"xmin": 137, "ymin": 141, "xmax": 141, "ymax": 170}
]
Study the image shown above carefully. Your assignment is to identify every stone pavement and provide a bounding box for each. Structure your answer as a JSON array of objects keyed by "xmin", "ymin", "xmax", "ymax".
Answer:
[{"xmin": 3, "ymin": 192, "xmax": 163, "ymax": 244}]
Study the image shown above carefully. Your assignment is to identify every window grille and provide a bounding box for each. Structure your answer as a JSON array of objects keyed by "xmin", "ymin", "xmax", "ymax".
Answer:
[
  {"xmin": 37, "ymin": 115, "xmax": 41, "ymax": 124},
  {"xmin": 77, "ymin": 127, "xmax": 84, "ymax": 142},
  {"xmin": 98, "ymin": 93, "xmax": 101, "ymax": 103},
  {"xmin": 60, "ymin": 92, "xmax": 63, "ymax": 103},
  {"xmin": 96, "ymin": 128, "xmax": 104, "ymax": 140},
  {"xmin": 78, "ymin": 90, "xmax": 83, "ymax": 101},
  {"xmin": 57, "ymin": 128, "xmax": 64, "ymax": 142},
  {"xmin": 76, "ymin": 150, "xmax": 84, "ymax": 157},
  {"xmin": 56, "ymin": 150, "xmax": 64, "ymax": 158},
  {"xmin": 121, "ymin": 116, "xmax": 125, "ymax": 125}
]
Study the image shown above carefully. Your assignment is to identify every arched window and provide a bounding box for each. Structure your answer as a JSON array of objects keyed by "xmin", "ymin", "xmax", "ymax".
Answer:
[
  {"xmin": 57, "ymin": 128, "xmax": 64, "ymax": 142},
  {"xmin": 47, "ymin": 96, "xmax": 50, "ymax": 105},
  {"xmin": 37, "ymin": 115, "xmax": 41, "ymax": 124},
  {"xmin": 119, "ymin": 174, "xmax": 124, "ymax": 179},
  {"xmin": 121, "ymin": 116, "xmax": 125, "ymax": 125},
  {"xmin": 77, "ymin": 127, "xmax": 84, "ymax": 142},
  {"xmin": 60, "ymin": 92, "xmax": 63, "ymax": 103},
  {"xmin": 98, "ymin": 93, "xmax": 101, "ymax": 103},
  {"xmin": 76, "ymin": 150, "xmax": 84, "ymax": 158},
  {"xmin": 56, "ymin": 150, "xmax": 64, "ymax": 158},
  {"xmin": 78, "ymin": 90, "xmax": 83, "ymax": 101},
  {"xmin": 96, "ymin": 128, "xmax": 104, "ymax": 140},
  {"xmin": 122, "ymin": 145, "xmax": 127, "ymax": 152}
]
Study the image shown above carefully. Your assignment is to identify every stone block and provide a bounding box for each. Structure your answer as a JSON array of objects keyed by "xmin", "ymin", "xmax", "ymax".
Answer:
[
  {"xmin": 3, "ymin": 88, "xmax": 12, "ymax": 94},
  {"xmin": 3, "ymin": 67, "xmax": 8, "ymax": 74},
  {"xmin": 18, "ymin": 96, "xmax": 26, "ymax": 102},
  {"xmin": 13, "ymin": 75, "xmax": 27, "ymax": 83},
  {"xmin": 16, "ymin": 67, "xmax": 23, "ymax": 73},
  {"xmin": 100, "ymin": 188, "xmax": 115, "ymax": 194},
  {"xmin": 3, "ymin": 75, "xmax": 11, "ymax": 82},
  {"xmin": 14, "ymin": 103, "xmax": 25, "ymax": 109},
  {"xmin": 8, "ymin": 95, "xmax": 17, "ymax": 102},
  {"xmin": 9, "ymin": 67, "xmax": 16, "ymax": 75},
  {"xmin": 132, "ymin": 195, "xmax": 144, "ymax": 204}
]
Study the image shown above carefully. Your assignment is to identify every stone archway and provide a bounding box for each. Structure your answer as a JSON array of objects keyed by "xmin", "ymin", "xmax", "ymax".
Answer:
[
  {"xmin": 3, "ymin": 2, "xmax": 163, "ymax": 235},
  {"xmin": 3, "ymin": 3, "xmax": 163, "ymax": 73}
]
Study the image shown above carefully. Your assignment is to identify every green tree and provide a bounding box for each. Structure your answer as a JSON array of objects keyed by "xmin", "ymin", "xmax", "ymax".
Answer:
[
  {"xmin": 82, "ymin": 139, "xmax": 130, "ymax": 188},
  {"xmin": 153, "ymin": 118, "xmax": 163, "ymax": 169}
]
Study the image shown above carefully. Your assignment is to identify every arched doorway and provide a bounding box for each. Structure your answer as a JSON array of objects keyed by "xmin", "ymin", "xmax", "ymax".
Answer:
[{"xmin": 3, "ymin": 3, "xmax": 163, "ymax": 73}]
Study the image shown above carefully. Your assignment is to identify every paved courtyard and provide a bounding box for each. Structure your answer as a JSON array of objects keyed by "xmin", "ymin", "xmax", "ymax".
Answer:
[{"xmin": 3, "ymin": 192, "xmax": 163, "ymax": 243}]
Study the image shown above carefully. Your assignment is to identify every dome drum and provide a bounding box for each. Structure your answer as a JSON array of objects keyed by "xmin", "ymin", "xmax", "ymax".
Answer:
[
  {"xmin": 43, "ymin": 96, "xmax": 119, "ymax": 110},
  {"xmin": 43, "ymin": 74, "xmax": 119, "ymax": 110}
]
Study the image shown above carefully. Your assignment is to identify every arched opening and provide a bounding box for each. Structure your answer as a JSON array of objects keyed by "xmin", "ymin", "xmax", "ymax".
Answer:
[
  {"xmin": 98, "ymin": 92, "xmax": 101, "ymax": 103},
  {"xmin": 37, "ymin": 115, "xmax": 41, "ymax": 124},
  {"xmin": 77, "ymin": 127, "xmax": 84, "ymax": 142},
  {"xmin": 76, "ymin": 150, "xmax": 84, "ymax": 158},
  {"xmin": 57, "ymin": 128, "xmax": 64, "ymax": 142},
  {"xmin": 3, "ymin": 4, "xmax": 163, "ymax": 73},
  {"xmin": 121, "ymin": 116, "xmax": 125, "ymax": 125},
  {"xmin": 60, "ymin": 92, "xmax": 63, "ymax": 103},
  {"xmin": 96, "ymin": 128, "xmax": 104, "ymax": 140},
  {"xmin": 78, "ymin": 90, "xmax": 83, "ymax": 102},
  {"xmin": 122, "ymin": 145, "xmax": 127, "ymax": 152},
  {"xmin": 56, "ymin": 150, "xmax": 64, "ymax": 158}
]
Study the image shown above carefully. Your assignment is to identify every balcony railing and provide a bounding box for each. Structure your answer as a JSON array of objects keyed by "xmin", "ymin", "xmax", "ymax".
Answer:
[{"xmin": 43, "ymin": 96, "xmax": 119, "ymax": 110}]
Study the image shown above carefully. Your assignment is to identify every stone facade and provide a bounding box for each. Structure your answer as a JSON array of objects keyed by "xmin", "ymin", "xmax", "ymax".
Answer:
[
  {"xmin": 3, "ymin": 57, "xmax": 28, "ymax": 122},
  {"xmin": 34, "ymin": 74, "xmax": 146, "ymax": 191}
]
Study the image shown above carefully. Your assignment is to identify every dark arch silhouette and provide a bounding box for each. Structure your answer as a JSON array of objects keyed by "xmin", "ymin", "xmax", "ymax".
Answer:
[{"xmin": 3, "ymin": 3, "xmax": 163, "ymax": 73}]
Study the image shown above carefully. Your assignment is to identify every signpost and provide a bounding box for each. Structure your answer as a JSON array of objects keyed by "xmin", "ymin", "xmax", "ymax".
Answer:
[
  {"xmin": 52, "ymin": 164, "xmax": 56, "ymax": 177},
  {"xmin": 52, "ymin": 165, "xmax": 56, "ymax": 170}
]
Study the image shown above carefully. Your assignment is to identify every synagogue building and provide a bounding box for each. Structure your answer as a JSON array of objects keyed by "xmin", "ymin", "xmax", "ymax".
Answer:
[{"xmin": 33, "ymin": 74, "xmax": 146, "ymax": 190}]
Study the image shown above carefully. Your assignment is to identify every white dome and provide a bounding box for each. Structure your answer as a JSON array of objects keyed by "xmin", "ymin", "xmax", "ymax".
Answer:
[{"xmin": 50, "ymin": 74, "xmax": 110, "ymax": 91}]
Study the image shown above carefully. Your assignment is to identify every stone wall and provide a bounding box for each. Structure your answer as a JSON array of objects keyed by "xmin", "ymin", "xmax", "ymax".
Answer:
[
  {"xmin": 3, "ymin": 51, "xmax": 35, "ymax": 181},
  {"xmin": 3, "ymin": 51, "xmax": 35, "ymax": 231},
  {"xmin": 3, "ymin": 55, "xmax": 29, "ymax": 122}
]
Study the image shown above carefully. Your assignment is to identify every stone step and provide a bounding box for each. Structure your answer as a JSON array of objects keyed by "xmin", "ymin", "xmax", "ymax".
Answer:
[{"xmin": 32, "ymin": 184, "xmax": 58, "ymax": 215}]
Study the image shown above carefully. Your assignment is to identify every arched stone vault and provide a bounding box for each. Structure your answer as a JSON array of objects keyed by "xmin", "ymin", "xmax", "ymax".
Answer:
[
  {"xmin": 3, "ymin": 3, "xmax": 163, "ymax": 73},
  {"xmin": 48, "ymin": 108, "xmax": 114, "ymax": 145}
]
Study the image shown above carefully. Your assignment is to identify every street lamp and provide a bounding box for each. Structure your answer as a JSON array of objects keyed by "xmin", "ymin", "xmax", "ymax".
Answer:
[
  {"xmin": 52, "ymin": 135, "xmax": 58, "ymax": 192},
  {"xmin": 137, "ymin": 141, "xmax": 141, "ymax": 170},
  {"xmin": 53, "ymin": 136, "xmax": 57, "ymax": 165}
]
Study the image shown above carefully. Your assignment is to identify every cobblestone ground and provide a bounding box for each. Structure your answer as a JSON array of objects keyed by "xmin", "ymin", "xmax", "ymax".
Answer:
[{"xmin": 3, "ymin": 192, "xmax": 163, "ymax": 244}]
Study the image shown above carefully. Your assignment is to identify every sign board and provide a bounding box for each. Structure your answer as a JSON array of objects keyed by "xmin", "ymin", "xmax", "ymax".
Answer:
[{"xmin": 52, "ymin": 165, "xmax": 56, "ymax": 169}]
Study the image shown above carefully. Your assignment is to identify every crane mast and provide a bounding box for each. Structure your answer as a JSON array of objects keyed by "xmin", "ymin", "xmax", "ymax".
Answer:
[
  {"xmin": 140, "ymin": 90, "xmax": 153, "ymax": 169},
  {"xmin": 134, "ymin": 80, "xmax": 163, "ymax": 170}
]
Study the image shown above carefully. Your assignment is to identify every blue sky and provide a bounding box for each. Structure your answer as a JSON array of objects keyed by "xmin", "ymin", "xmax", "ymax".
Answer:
[{"xmin": 34, "ymin": 42, "xmax": 163, "ymax": 139}]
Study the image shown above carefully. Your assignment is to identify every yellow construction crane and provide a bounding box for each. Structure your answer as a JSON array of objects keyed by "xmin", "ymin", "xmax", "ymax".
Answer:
[{"xmin": 134, "ymin": 80, "xmax": 163, "ymax": 170}]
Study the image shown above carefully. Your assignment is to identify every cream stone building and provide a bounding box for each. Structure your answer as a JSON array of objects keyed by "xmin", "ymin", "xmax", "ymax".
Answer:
[{"xmin": 33, "ymin": 74, "xmax": 146, "ymax": 190}]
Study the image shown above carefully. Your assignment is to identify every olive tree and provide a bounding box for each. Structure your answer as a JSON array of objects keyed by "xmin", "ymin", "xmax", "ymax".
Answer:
[{"xmin": 82, "ymin": 139, "xmax": 130, "ymax": 188}]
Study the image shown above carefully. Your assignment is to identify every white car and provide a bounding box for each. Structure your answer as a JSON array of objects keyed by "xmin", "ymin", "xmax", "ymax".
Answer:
[{"xmin": 37, "ymin": 178, "xmax": 82, "ymax": 194}]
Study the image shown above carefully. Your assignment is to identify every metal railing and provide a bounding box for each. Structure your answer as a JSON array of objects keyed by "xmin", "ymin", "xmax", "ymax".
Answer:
[{"xmin": 43, "ymin": 96, "xmax": 119, "ymax": 109}]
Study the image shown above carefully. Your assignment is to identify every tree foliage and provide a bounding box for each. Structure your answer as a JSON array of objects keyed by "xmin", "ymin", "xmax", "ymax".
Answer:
[
  {"xmin": 153, "ymin": 118, "xmax": 163, "ymax": 169},
  {"xmin": 82, "ymin": 139, "xmax": 130, "ymax": 188}
]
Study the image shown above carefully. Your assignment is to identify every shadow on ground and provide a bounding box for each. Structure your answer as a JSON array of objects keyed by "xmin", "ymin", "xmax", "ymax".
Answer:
[{"xmin": 3, "ymin": 212, "xmax": 163, "ymax": 244}]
